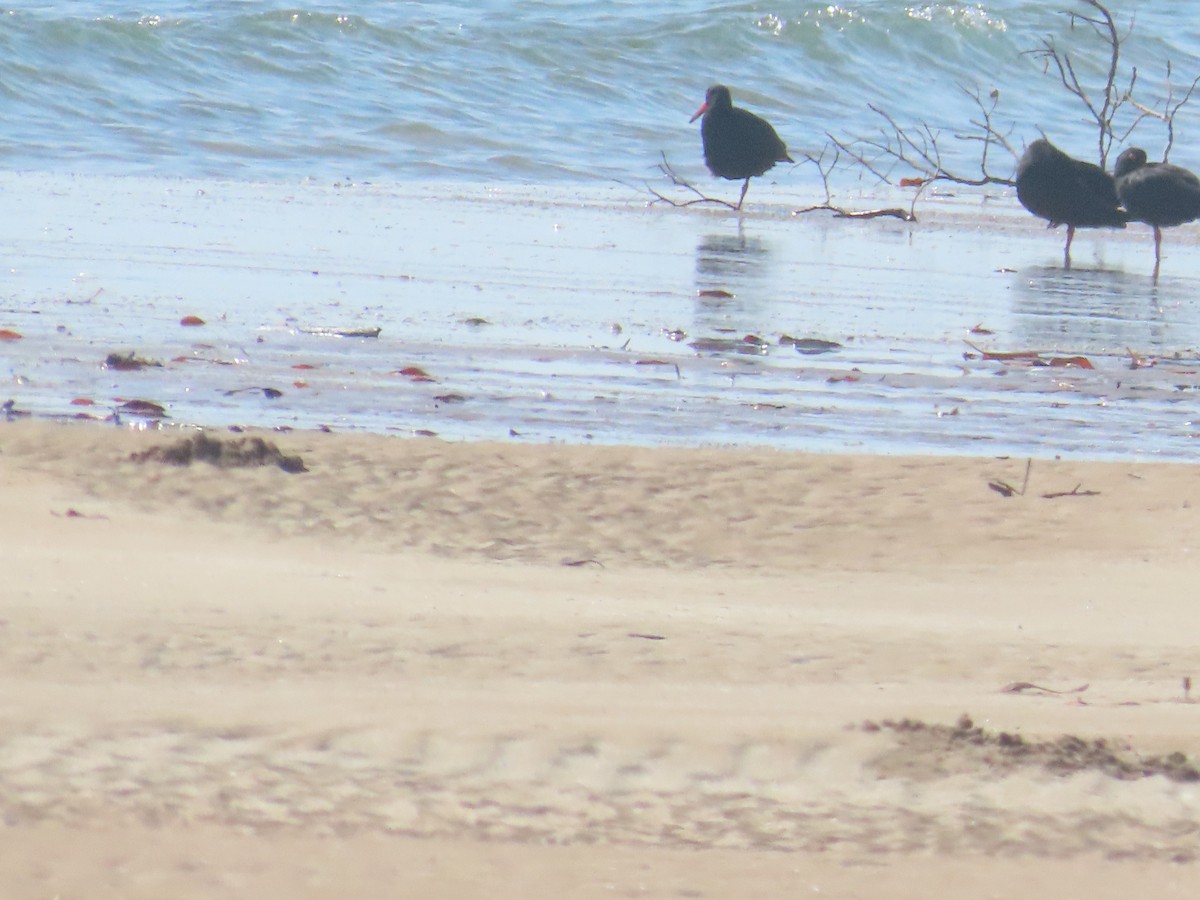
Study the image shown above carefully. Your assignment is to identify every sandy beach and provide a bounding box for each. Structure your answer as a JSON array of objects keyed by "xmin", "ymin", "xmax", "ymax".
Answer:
[{"xmin": 3, "ymin": 419, "xmax": 1200, "ymax": 897}]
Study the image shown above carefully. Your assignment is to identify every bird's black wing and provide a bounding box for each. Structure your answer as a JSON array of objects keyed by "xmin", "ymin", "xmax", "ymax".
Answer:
[{"xmin": 1119, "ymin": 163, "xmax": 1200, "ymax": 227}]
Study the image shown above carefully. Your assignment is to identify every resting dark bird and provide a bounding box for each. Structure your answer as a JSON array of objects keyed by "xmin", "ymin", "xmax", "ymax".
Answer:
[
  {"xmin": 1113, "ymin": 147, "xmax": 1200, "ymax": 281},
  {"xmin": 1015, "ymin": 138, "xmax": 1126, "ymax": 268},
  {"xmin": 690, "ymin": 84, "xmax": 793, "ymax": 211}
]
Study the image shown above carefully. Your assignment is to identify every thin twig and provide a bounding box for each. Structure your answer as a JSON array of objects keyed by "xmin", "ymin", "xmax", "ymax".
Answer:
[
  {"xmin": 828, "ymin": 88, "xmax": 1017, "ymax": 192},
  {"xmin": 1025, "ymin": 1, "xmax": 1131, "ymax": 167},
  {"xmin": 791, "ymin": 144, "xmax": 919, "ymax": 221},
  {"xmin": 1126, "ymin": 69, "xmax": 1200, "ymax": 161},
  {"xmin": 1042, "ymin": 484, "xmax": 1101, "ymax": 498},
  {"xmin": 645, "ymin": 152, "xmax": 741, "ymax": 209}
]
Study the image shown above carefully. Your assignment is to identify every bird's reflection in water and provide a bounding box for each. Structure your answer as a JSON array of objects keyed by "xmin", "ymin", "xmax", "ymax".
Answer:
[
  {"xmin": 693, "ymin": 230, "xmax": 775, "ymax": 332},
  {"xmin": 1012, "ymin": 265, "xmax": 1197, "ymax": 352}
]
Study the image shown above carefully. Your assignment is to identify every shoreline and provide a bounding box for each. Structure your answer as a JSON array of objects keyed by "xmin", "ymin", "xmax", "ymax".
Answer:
[{"xmin": 5, "ymin": 172, "xmax": 1200, "ymax": 460}]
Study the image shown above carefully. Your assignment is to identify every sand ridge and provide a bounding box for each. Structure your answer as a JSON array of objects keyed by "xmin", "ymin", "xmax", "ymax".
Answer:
[
  {"xmin": 4, "ymin": 421, "xmax": 1198, "ymax": 571},
  {"xmin": 3, "ymin": 421, "xmax": 1200, "ymax": 897}
]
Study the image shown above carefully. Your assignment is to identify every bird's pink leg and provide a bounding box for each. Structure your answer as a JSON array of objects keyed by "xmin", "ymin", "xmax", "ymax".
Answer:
[
  {"xmin": 735, "ymin": 177, "xmax": 750, "ymax": 211},
  {"xmin": 1063, "ymin": 224, "xmax": 1075, "ymax": 269},
  {"xmin": 1153, "ymin": 226, "xmax": 1163, "ymax": 283}
]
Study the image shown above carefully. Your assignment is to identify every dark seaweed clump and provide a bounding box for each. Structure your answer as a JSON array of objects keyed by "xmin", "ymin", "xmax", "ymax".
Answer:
[{"xmin": 131, "ymin": 432, "xmax": 307, "ymax": 474}]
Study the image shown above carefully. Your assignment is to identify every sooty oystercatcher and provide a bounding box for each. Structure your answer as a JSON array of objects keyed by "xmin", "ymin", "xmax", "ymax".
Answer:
[
  {"xmin": 1113, "ymin": 147, "xmax": 1200, "ymax": 281},
  {"xmin": 690, "ymin": 85, "xmax": 793, "ymax": 210},
  {"xmin": 1015, "ymin": 138, "xmax": 1126, "ymax": 268}
]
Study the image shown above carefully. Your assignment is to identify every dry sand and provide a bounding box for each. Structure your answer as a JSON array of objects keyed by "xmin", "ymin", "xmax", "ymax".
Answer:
[{"xmin": 3, "ymin": 421, "xmax": 1200, "ymax": 897}]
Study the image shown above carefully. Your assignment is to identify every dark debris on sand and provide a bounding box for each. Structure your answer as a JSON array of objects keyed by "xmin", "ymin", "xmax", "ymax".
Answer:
[
  {"xmin": 131, "ymin": 432, "xmax": 307, "ymax": 474},
  {"xmin": 863, "ymin": 714, "xmax": 1200, "ymax": 783}
]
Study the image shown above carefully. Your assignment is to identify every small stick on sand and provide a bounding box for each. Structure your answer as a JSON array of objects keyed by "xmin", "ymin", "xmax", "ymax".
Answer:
[
  {"xmin": 1002, "ymin": 681, "xmax": 1089, "ymax": 695},
  {"xmin": 1042, "ymin": 484, "xmax": 1100, "ymax": 499}
]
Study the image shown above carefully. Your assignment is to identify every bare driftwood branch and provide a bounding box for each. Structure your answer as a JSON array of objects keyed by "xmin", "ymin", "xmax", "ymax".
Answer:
[
  {"xmin": 1125, "ymin": 63, "xmax": 1200, "ymax": 161},
  {"xmin": 1025, "ymin": 0, "xmax": 1130, "ymax": 166},
  {"xmin": 645, "ymin": 147, "xmax": 918, "ymax": 221},
  {"xmin": 1023, "ymin": 1, "xmax": 1198, "ymax": 165},
  {"xmin": 792, "ymin": 143, "xmax": 919, "ymax": 222},
  {"xmin": 645, "ymin": 152, "xmax": 741, "ymax": 210},
  {"xmin": 956, "ymin": 85, "xmax": 1020, "ymax": 175},
  {"xmin": 828, "ymin": 85, "xmax": 1017, "ymax": 193}
]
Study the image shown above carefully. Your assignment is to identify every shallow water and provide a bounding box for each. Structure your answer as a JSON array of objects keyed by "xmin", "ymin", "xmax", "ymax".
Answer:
[{"xmin": 4, "ymin": 173, "xmax": 1200, "ymax": 461}]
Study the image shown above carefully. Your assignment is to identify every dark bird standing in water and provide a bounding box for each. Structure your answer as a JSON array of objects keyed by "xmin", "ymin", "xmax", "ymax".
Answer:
[
  {"xmin": 690, "ymin": 85, "xmax": 793, "ymax": 211},
  {"xmin": 1015, "ymin": 138, "xmax": 1126, "ymax": 268},
  {"xmin": 1113, "ymin": 147, "xmax": 1200, "ymax": 281}
]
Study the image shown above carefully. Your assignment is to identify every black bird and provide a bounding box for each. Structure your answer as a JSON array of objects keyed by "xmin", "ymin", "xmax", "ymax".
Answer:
[
  {"xmin": 1015, "ymin": 138, "xmax": 1126, "ymax": 268},
  {"xmin": 690, "ymin": 85, "xmax": 793, "ymax": 210},
  {"xmin": 1113, "ymin": 147, "xmax": 1200, "ymax": 281}
]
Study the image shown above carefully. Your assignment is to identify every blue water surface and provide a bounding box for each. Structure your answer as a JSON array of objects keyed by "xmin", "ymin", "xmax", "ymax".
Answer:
[{"xmin": 0, "ymin": 2, "xmax": 1197, "ymax": 184}]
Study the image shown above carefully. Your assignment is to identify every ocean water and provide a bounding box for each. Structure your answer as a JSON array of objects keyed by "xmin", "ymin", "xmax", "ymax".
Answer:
[{"xmin": 1, "ymin": 1, "xmax": 1198, "ymax": 185}]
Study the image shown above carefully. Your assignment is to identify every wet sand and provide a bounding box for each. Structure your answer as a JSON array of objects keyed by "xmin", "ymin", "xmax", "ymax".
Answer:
[
  {"xmin": 4, "ymin": 174, "xmax": 1200, "ymax": 896},
  {"xmin": 3, "ymin": 421, "xmax": 1200, "ymax": 897},
  {"xmin": 5, "ymin": 172, "xmax": 1200, "ymax": 457}
]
